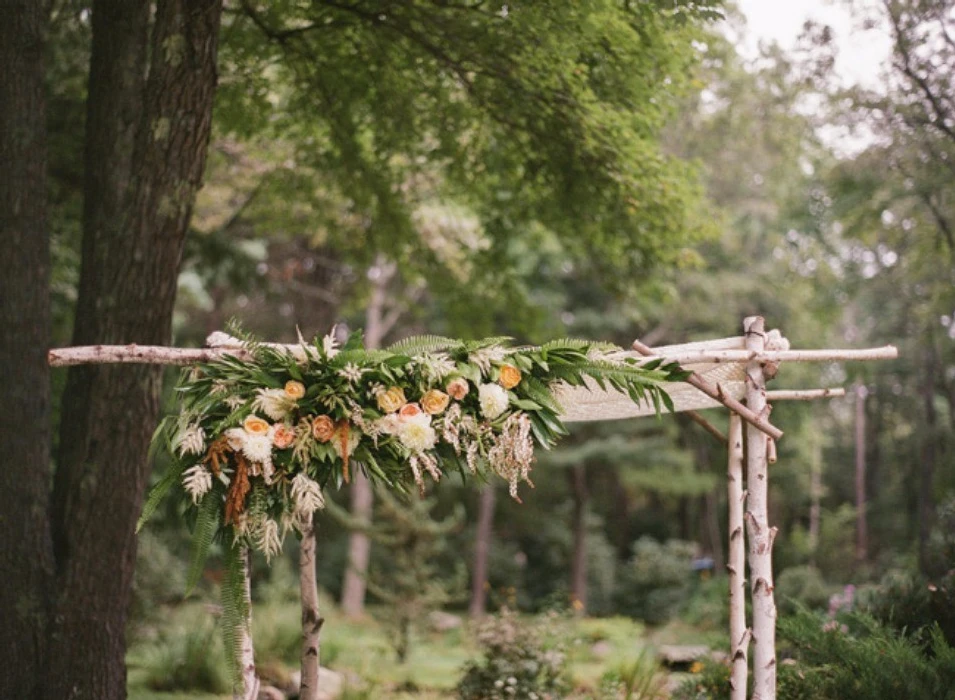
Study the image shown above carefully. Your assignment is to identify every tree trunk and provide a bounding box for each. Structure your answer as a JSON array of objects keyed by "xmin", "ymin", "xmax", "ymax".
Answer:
[
  {"xmin": 239, "ymin": 548, "xmax": 260, "ymax": 700},
  {"xmin": 0, "ymin": 4, "xmax": 54, "ymax": 698},
  {"xmin": 918, "ymin": 342, "xmax": 938, "ymax": 574},
  {"xmin": 743, "ymin": 316, "xmax": 777, "ymax": 700},
  {"xmin": 469, "ymin": 485, "xmax": 497, "ymax": 618},
  {"xmin": 299, "ymin": 520, "xmax": 324, "ymax": 700},
  {"xmin": 46, "ymin": 2, "xmax": 222, "ymax": 697},
  {"xmin": 726, "ymin": 414, "xmax": 749, "ymax": 700},
  {"xmin": 570, "ymin": 463, "xmax": 588, "ymax": 615},
  {"xmin": 341, "ymin": 256, "xmax": 393, "ymax": 616},
  {"xmin": 854, "ymin": 382, "xmax": 868, "ymax": 564}
]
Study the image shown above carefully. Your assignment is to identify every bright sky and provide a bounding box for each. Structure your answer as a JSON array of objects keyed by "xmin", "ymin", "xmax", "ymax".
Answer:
[{"xmin": 735, "ymin": 0, "xmax": 893, "ymax": 89}]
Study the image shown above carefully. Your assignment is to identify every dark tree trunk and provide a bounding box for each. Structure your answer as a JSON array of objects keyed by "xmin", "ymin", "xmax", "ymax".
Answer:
[
  {"xmin": 46, "ymin": 2, "xmax": 222, "ymax": 697},
  {"xmin": 0, "ymin": 4, "xmax": 54, "ymax": 698},
  {"xmin": 469, "ymin": 485, "xmax": 497, "ymax": 618},
  {"xmin": 570, "ymin": 464, "xmax": 588, "ymax": 615}
]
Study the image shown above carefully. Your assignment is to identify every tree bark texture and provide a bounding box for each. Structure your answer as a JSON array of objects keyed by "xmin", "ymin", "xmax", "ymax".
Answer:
[
  {"xmin": 726, "ymin": 414, "xmax": 749, "ymax": 700},
  {"xmin": 743, "ymin": 316, "xmax": 777, "ymax": 700},
  {"xmin": 239, "ymin": 548, "xmax": 260, "ymax": 700},
  {"xmin": 47, "ymin": 2, "xmax": 223, "ymax": 697},
  {"xmin": 299, "ymin": 521, "xmax": 324, "ymax": 700},
  {"xmin": 469, "ymin": 485, "xmax": 497, "ymax": 618},
  {"xmin": 570, "ymin": 463, "xmax": 589, "ymax": 615},
  {"xmin": 0, "ymin": 3, "xmax": 54, "ymax": 698}
]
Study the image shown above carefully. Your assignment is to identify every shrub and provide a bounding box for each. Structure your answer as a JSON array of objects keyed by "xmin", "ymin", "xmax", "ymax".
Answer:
[
  {"xmin": 457, "ymin": 607, "xmax": 570, "ymax": 699},
  {"xmin": 614, "ymin": 537, "xmax": 695, "ymax": 625},
  {"xmin": 777, "ymin": 609, "xmax": 955, "ymax": 700},
  {"xmin": 130, "ymin": 531, "xmax": 187, "ymax": 631},
  {"xmin": 775, "ymin": 565, "xmax": 831, "ymax": 615},
  {"xmin": 671, "ymin": 657, "xmax": 731, "ymax": 700},
  {"xmin": 141, "ymin": 621, "xmax": 229, "ymax": 693},
  {"xmin": 597, "ymin": 649, "xmax": 667, "ymax": 700},
  {"xmin": 863, "ymin": 568, "xmax": 955, "ymax": 647}
]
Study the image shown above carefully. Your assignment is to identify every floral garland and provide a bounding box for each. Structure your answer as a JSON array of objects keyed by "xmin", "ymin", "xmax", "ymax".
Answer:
[{"xmin": 140, "ymin": 331, "xmax": 683, "ymax": 567}]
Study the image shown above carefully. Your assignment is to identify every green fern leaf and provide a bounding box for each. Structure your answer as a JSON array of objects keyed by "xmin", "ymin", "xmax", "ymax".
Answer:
[
  {"xmin": 186, "ymin": 493, "xmax": 221, "ymax": 593},
  {"xmin": 220, "ymin": 544, "xmax": 250, "ymax": 692},
  {"xmin": 386, "ymin": 335, "xmax": 458, "ymax": 354}
]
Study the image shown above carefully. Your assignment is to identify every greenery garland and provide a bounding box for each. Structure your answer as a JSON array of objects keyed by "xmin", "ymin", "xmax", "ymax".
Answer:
[{"xmin": 138, "ymin": 329, "xmax": 684, "ymax": 684}]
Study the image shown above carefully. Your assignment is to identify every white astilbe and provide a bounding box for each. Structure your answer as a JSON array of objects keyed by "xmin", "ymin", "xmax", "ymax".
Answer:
[
  {"xmin": 291, "ymin": 417, "xmax": 314, "ymax": 465},
  {"xmin": 182, "ymin": 464, "xmax": 212, "ymax": 504},
  {"xmin": 487, "ymin": 413, "xmax": 535, "ymax": 500},
  {"xmin": 409, "ymin": 455, "xmax": 424, "ymax": 492},
  {"xmin": 470, "ymin": 346, "xmax": 507, "ymax": 375},
  {"xmin": 290, "ymin": 473, "xmax": 325, "ymax": 520},
  {"xmin": 338, "ymin": 363, "xmax": 366, "ymax": 384},
  {"xmin": 224, "ymin": 395, "xmax": 246, "ymax": 411},
  {"xmin": 252, "ymin": 388, "xmax": 296, "ymax": 421},
  {"xmin": 323, "ymin": 329, "xmax": 340, "ymax": 359},
  {"xmin": 416, "ymin": 352, "xmax": 456, "ymax": 383},
  {"xmin": 176, "ymin": 425, "xmax": 205, "ymax": 457},
  {"xmin": 254, "ymin": 517, "xmax": 282, "ymax": 562},
  {"xmin": 210, "ymin": 380, "xmax": 231, "ymax": 395},
  {"xmin": 441, "ymin": 404, "xmax": 462, "ymax": 453},
  {"xmin": 465, "ymin": 441, "xmax": 481, "ymax": 473},
  {"xmin": 367, "ymin": 382, "xmax": 385, "ymax": 399}
]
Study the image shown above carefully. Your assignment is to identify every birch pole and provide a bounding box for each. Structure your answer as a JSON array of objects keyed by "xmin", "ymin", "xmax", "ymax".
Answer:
[
  {"xmin": 299, "ymin": 518, "xmax": 324, "ymax": 700},
  {"xmin": 727, "ymin": 413, "xmax": 749, "ymax": 700},
  {"xmin": 238, "ymin": 547, "xmax": 260, "ymax": 700},
  {"xmin": 743, "ymin": 317, "xmax": 777, "ymax": 700}
]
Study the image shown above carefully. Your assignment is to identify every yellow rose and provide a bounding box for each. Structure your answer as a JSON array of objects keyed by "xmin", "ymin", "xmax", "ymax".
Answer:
[
  {"xmin": 376, "ymin": 386, "xmax": 406, "ymax": 414},
  {"xmin": 284, "ymin": 380, "xmax": 306, "ymax": 400},
  {"xmin": 498, "ymin": 364, "xmax": 522, "ymax": 390},
  {"xmin": 243, "ymin": 415, "xmax": 270, "ymax": 436},
  {"xmin": 311, "ymin": 415, "xmax": 336, "ymax": 443},
  {"xmin": 421, "ymin": 389, "xmax": 450, "ymax": 415}
]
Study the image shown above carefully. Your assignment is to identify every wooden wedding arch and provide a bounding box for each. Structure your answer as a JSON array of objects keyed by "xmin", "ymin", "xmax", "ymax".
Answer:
[{"xmin": 49, "ymin": 315, "xmax": 897, "ymax": 700}]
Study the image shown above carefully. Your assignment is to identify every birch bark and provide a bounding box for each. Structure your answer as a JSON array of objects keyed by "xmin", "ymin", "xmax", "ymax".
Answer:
[{"xmin": 727, "ymin": 413, "xmax": 749, "ymax": 700}]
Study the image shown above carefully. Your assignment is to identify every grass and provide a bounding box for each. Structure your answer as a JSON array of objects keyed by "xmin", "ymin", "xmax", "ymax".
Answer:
[{"xmin": 127, "ymin": 598, "xmax": 715, "ymax": 699}]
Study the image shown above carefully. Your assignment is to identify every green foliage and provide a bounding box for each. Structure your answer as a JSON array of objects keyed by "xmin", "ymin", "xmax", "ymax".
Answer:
[
  {"xmin": 129, "ymin": 531, "xmax": 187, "ymax": 632},
  {"xmin": 863, "ymin": 569, "xmax": 955, "ymax": 648},
  {"xmin": 776, "ymin": 565, "xmax": 831, "ymax": 615},
  {"xmin": 456, "ymin": 608, "xmax": 570, "ymax": 700},
  {"xmin": 140, "ymin": 621, "xmax": 229, "ymax": 694},
  {"xmin": 219, "ymin": 544, "xmax": 250, "ymax": 692},
  {"xmin": 672, "ymin": 656, "xmax": 731, "ymax": 700},
  {"xmin": 778, "ymin": 610, "xmax": 955, "ymax": 700},
  {"xmin": 614, "ymin": 538, "xmax": 695, "ymax": 625},
  {"xmin": 597, "ymin": 649, "xmax": 667, "ymax": 700}
]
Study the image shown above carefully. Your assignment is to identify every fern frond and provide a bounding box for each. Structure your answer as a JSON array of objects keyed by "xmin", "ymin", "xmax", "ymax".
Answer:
[
  {"xmin": 462, "ymin": 336, "xmax": 513, "ymax": 351},
  {"xmin": 186, "ymin": 493, "xmax": 221, "ymax": 593},
  {"xmin": 137, "ymin": 464, "xmax": 185, "ymax": 532},
  {"xmin": 386, "ymin": 335, "xmax": 458, "ymax": 354},
  {"xmin": 220, "ymin": 544, "xmax": 250, "ymax": 692}
]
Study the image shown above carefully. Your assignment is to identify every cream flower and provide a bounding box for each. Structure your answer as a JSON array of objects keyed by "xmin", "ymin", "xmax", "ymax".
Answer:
[
  {"xmin": 421, "ymin": 390, "xmax": 450, "ymax": 415},
  {"xmin": 290, "ymin": 473, "xmax": 325, "ymax": 518},
  {"xmin": 398, "ymin": 420, "xmax": 437, "ymax": 452},
  {"xmin": 479, "ymin": 383, "xmax": 509, "ymax": 420},
  {"xmin": 225, "ymin": 427, "xmax": 247, "ymax": 451},
  {"xmin": 252, "ymin": 388, "xmax": 296, "ymax": 421},
  {"xmin": 376, "ymin": 414, "xmax": 401, "ymax": 435},
  {"xmin": 241, "ymin": 433, "xmax": 273, "ymax": 465},
  {"xmin": 182, "ymin": 464, "xmax": 212, "ymax": 504},
  {"xmin": 176, "ymin": 424, "xmax": 205, "ymax": 457},
  {"xmin": 331, "ymin": 423, "xmax": 361, "ymax": 459},
  {"xmin": 284, "ymin": 380, "xmax": 306, "ymax": 400},
  {"xmin": 376, "ymin": 386, "xmax": 406, "ymax": 413}
]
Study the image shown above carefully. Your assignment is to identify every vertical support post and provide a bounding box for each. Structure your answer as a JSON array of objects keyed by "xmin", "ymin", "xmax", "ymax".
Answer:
[
  {"xmin": 743, "ymin": 316, "xmax": 777, "ymax": 700},
  {"xmin": 854, "ymin": 382, "xmax": 868, "ymax": 564},
  {"xmin": 727, "ymin": 413, "xmax": 750, "ymax": 700},
  {"xmin": 238, "ymin": 547, "xmax": 260, "ymax": 700},
  {"xmin": 300, "ymin": 519, "xmax": 324, "ymax": 700}
]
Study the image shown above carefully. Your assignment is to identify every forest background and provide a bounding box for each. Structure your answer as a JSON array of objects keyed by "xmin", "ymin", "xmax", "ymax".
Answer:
[{"xmin": 1, "ymin": 0, "xmax": 953, "ymax": 698}]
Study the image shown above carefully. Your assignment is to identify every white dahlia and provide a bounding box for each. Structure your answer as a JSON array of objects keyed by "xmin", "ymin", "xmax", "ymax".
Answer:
[
  {"xmin": 252, "ymin": 387, "xmax": 296, "ymax": 421},
  {"xmin": 478, "ymin": 383, "xmax": 509, "ymax": 420},
  {"xmin": 398, "ymin": 421, "xmax": 437, "ymax": 452},
  {"xmin": 241, "ymin": 433, "xmax": 273, "ymax": 466}
]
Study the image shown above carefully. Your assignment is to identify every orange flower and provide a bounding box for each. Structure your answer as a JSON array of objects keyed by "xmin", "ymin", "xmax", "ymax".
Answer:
[
  {"xmin": 421, "ymin": 390, "xmax": 450, "ymax": 415},
  {"xmin": 243, "ymin": 415, "xmax": 270, "ymax": 436},
  {"xmin": 398, "ymin": 402, "xmax": 423, "ymax": 420},
  {"xmin": 272, "ymin": 424, "xmax": 296, "ymax": 449},
  {"xmin": 446, "ymin": 377, "xmax": 470, "ymax": 400},
  {"xmin": 284, "ymin": 380, "xmax": 306, "ymax": 400},
  {"xmin": 376, "ymin": 386, "xmax": 406, "ymax": 413},
  {"xmin": 498, "ymin": 364, "xmax": 522, "ymax": 390},
  {"xmin": 311, "ymin": 415, "xmax": 336, "ymax": 442}
]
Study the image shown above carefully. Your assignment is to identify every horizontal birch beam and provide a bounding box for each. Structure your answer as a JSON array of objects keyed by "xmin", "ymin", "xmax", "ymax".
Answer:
[
  {"xmin": 637, "ymin": 346, "xmax": 898, "ymax": 366},
  {"xmin": 765, "ymin": 388, "xmax": 847, "ymax": 400},
  {"xmin": 48, "ymin": 344, "xmax": 254, "ymax": 367},
  {"xmin": 632, "ymin": 340, "xmax": 784, "ymax": 441}
]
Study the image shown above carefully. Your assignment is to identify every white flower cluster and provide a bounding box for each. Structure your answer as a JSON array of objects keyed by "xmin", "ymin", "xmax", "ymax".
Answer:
[
  {"xmin": 176, "ymin": 424, "xmax": 205, "ymax": 457},
  {"xmin": 182, "ymin": 464, "xmax": 212, "ymax": 504},
  {"xmin": 478, "ymin": 383, "xmax": 509, "ymax": 420},
  {"xmin": 290, "ymin": 473, "xmax": 325, "ymax": 522},
  {"xmin": 416, "ymin": 353, "xmax": 456, "ymax": 383},
  {"xmin": 252, "ymin": 388, "xmax": 296, "ymax": 421}
]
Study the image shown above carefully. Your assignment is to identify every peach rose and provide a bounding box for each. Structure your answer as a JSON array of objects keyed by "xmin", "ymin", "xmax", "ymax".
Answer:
[
  {"xmin": 243, "ymin": 415, "xmax": 271, "ymax": 436},
  {"xmin": 311, "ymin": 415, "xmax": 336, "ymax": 442},
  {"xmin": 498, "ymin": 364, "xmax": 522, "ymax": 390},
  {"xmin": 376, "ymin": 386, "xmax": 406, "ymax": 413},
  {"xmin": 421, "ymin": 389, "xmax": 450, "ymax": 415},
  {"xmin": 284, "ymin": 380, "xmax": 306, "ymax": 400},
  {"xmin": 398, "ymin": 402, "xmax": 423, "ymax": 420},
  {"xmin": 446, "ymin": 377, "xmax": 470, "ymax": 401},
  {"xmin": 272, "ymin": 424, "xmax": 296, "ymax": 449}
]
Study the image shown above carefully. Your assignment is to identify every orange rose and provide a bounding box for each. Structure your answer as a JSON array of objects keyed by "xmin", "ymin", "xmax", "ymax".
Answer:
[
  {"xmin": 398, "ymin": 402, "xmax": 423, "ymax": 420},
  {"xmin": 376, "ymin": 386, "xmax": 406, "ymax": 413},
  {"xmin": 272, "ymin": 424, "xmax": 296, "ymax": 449},
  {"xmin": 498, "ymin": 364, "xmax": 522, "ymax": 390},
  {"xmin": 446, "ymin": 377, "xmax": 470, "ymax": 400},
  {"xmin": 243, "ymin": 415, "xmax": 270, "ymax": 435},
  {"xmin": 421, "ymin": 389, "xmax": 450, "ymax": 415},
  {"xmin": 284, "ymin": 380, "xmax": 306, "ymax": 400},
  {"xmin": 311, "ymin": 415, "xmax": 336, "ymax": 442}
]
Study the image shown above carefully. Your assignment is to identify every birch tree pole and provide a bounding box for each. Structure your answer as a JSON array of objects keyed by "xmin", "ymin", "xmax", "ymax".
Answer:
[
  {"xmin": 299, "ymin": 515, "xmax": 323, "ymax": 700},
  {"xmin": 743, "ymin": 316, "xmax": 777, "ymax": 699},
  {"xmin": 239, "ymin": 547, "xmax": 260, "ymax": 700},
  {"xmin": 726, "ymin": 413, "xmax": 749, "ymax": 700}
]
